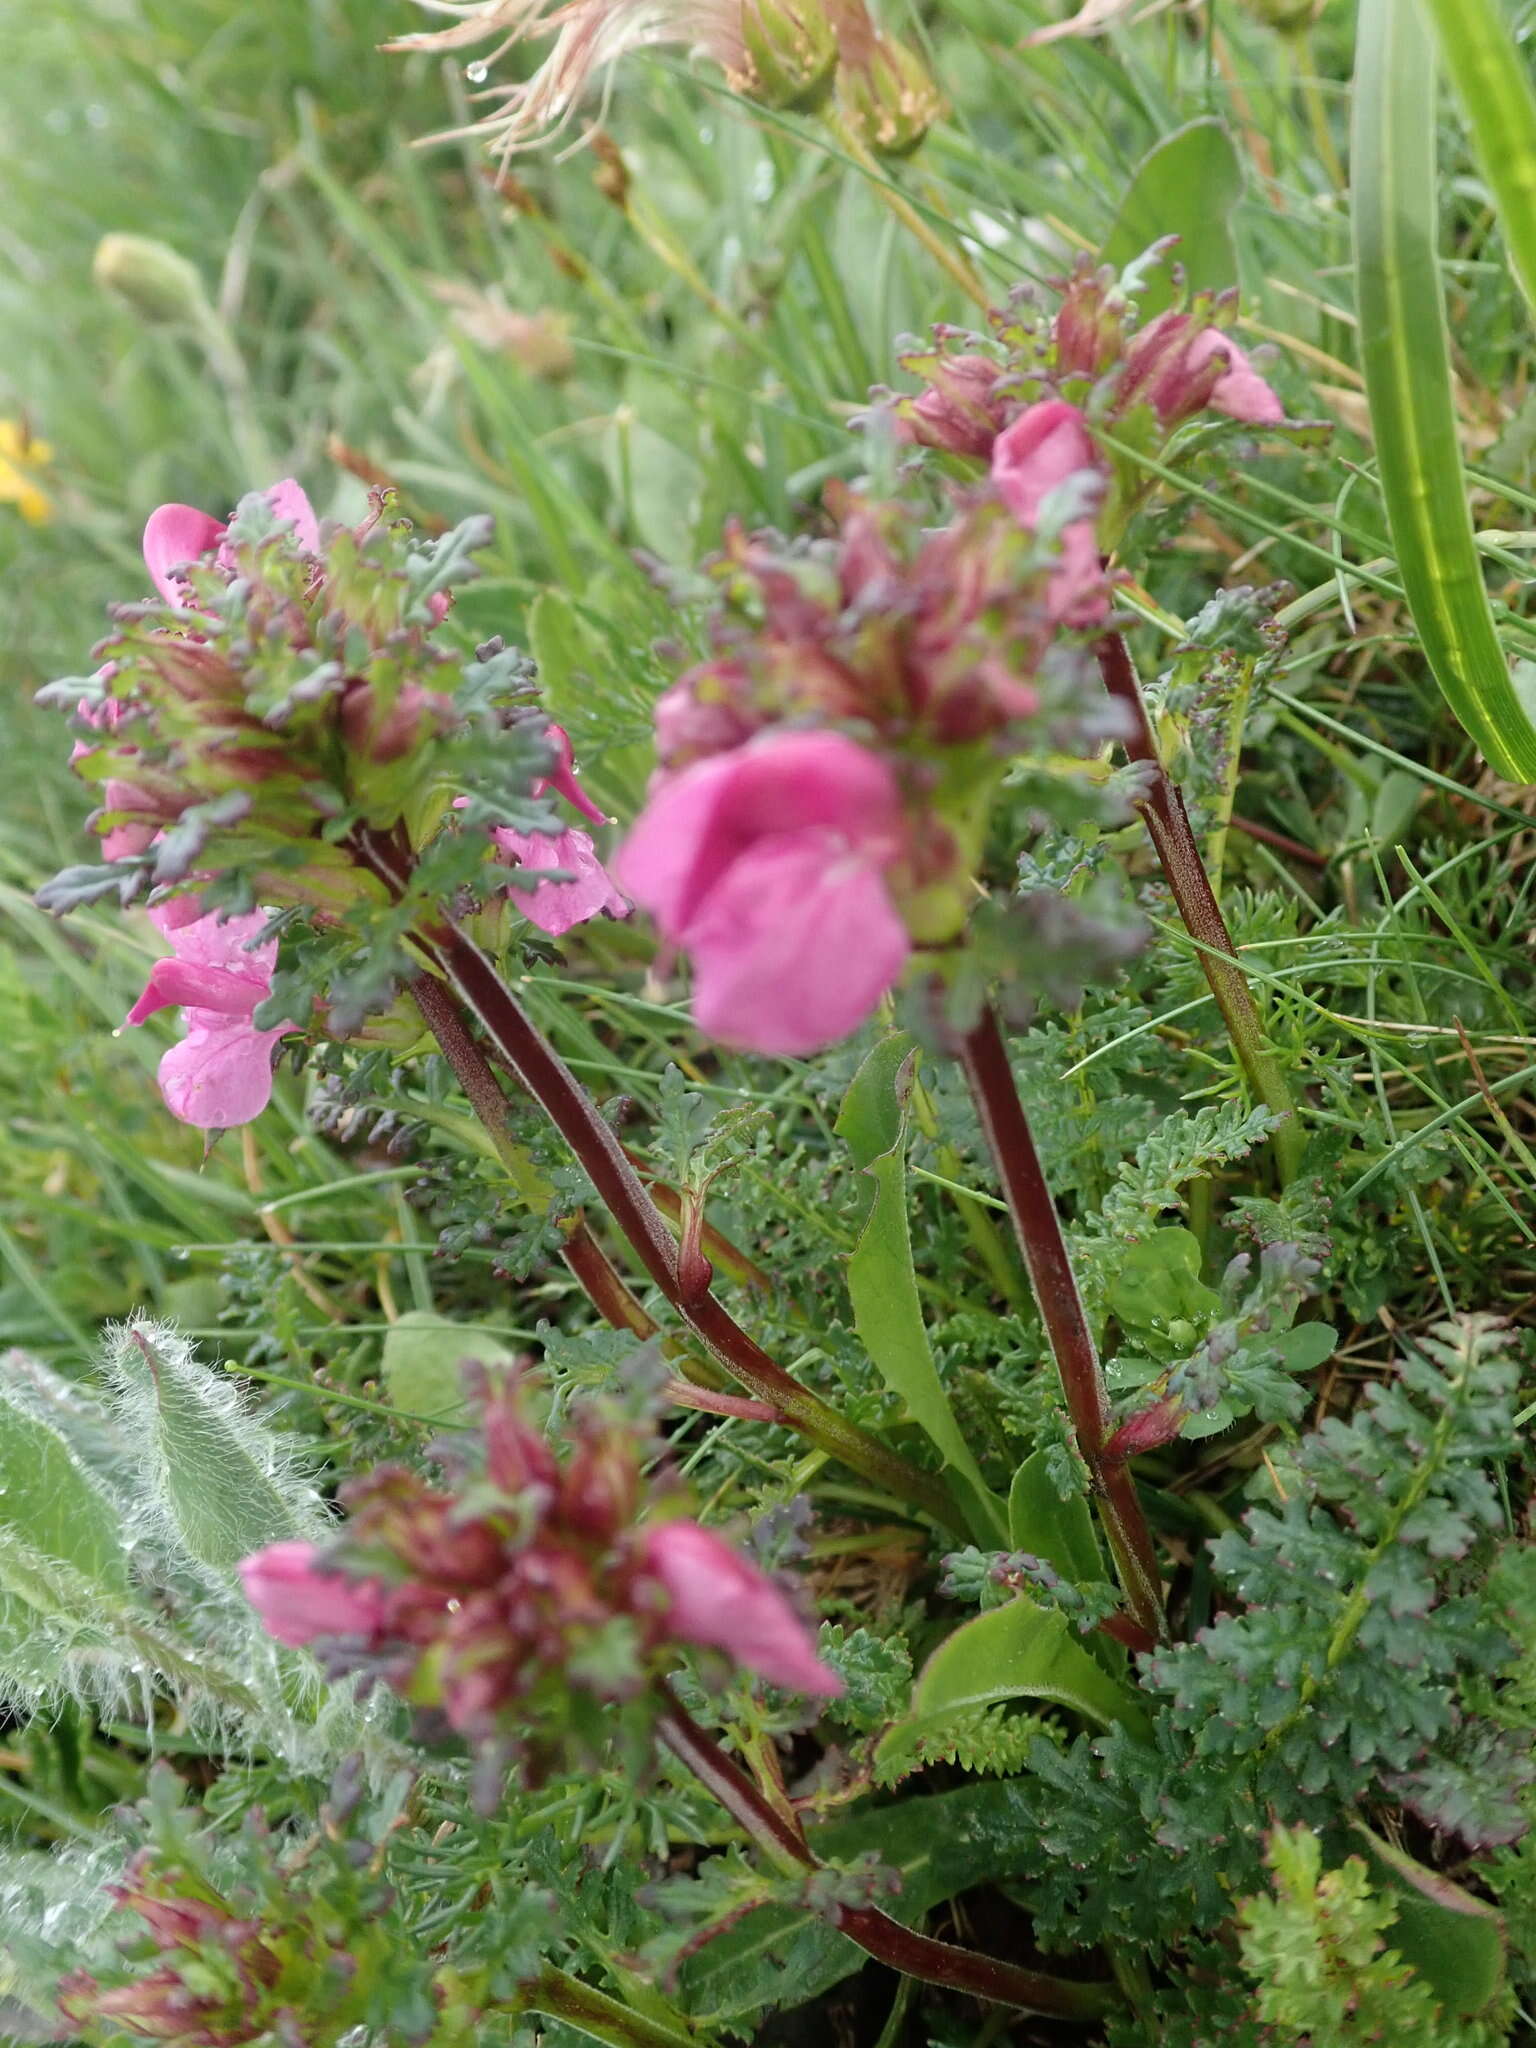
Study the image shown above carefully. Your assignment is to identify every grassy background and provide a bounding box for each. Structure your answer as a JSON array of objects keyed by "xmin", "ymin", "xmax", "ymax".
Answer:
[{"xmin": 3, "ymin": 0, "xmax": 1536, "ymax": 1830}]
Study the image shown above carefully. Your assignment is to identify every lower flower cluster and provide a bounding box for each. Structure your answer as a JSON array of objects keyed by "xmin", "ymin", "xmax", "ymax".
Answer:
[{"xmin": 240, "ymin": 1371, "xmax": 840, "ymax": 1772}]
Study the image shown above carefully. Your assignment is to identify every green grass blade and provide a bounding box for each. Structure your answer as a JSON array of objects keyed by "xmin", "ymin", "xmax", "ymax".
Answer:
[
  {"xmin": 1351, "ymin": 0, "xmax": 1536, "ymax": 783},
  {"xmin": 1420, "ymin": 0, "xmax": 1536, "ymax": 327}
]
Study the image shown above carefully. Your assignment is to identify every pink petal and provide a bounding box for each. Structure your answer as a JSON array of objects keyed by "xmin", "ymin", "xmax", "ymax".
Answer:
[
  {"xmin": 538, "ymin": 724, "xmax": 607, "ymax": 825},
  {"xmin": 239, "ymin": 1542, "xmax": 389, "ymax": 1648},
  {"xmin": 991, "ymin": 398, "xmax": 1101, "ymax": 527},
  {"xmin": 1186, "ymin": 329, "xmax": 1286, "ymax": 427},
  {"xmin": 491, "ymin": 826, "xmax": 629, "ymax": 936},
  {"xmin": 142, "ymin": 503, "xmax": 225, "ymax": 605},
  {"xmin": 685, "ymin": 832, "xmax": 909, "ymax": 1056},
  {"xmin": 147, "ymin": 903, "xmax": 277, "ymax": 976},
  {"xmin": 615, "ymin": 731, "xmax": 904, "ymax": 940},
  {"xmin": 263, "ymin": 478, "xmax": 320, "ymax": 551},
  {"xmin": 156, "ymin": 1017, "xmax": 288, "ymax": 1129},
  {"xmin": 641, "ymin": 1521, "xmax": 842, "ymax": 1697},
  {"xmin": 991, "ymin": 398, "xmax": 1107, "ymax": 626},
  {"xmin": 125, "ymin": 958, "xmax": 268, "ymax": 1027}
]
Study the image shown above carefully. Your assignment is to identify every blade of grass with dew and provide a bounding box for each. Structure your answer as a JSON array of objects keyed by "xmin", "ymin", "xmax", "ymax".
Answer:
[{"xmin": 1350, "ymin": 0, "xmax": 1536, "ymax": 783}]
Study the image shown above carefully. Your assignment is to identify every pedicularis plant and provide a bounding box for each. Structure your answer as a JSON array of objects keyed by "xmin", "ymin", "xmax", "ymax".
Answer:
[{"xmin": 8, "ymin": 5, "xmax": 1536, "ymax": 2046}]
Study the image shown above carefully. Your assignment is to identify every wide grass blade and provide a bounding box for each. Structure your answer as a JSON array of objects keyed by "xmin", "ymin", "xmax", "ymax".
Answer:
[
  {"xmin": 1351, "ymin": 0, "xmax": 1536, "ymax": 783},
  {"xmin": 1419, "ymin": 0, "xmax": 1536, "ymax": 328}
]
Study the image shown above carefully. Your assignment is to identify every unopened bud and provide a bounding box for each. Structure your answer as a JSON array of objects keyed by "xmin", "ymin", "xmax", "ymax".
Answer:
[
  {"xmin": 93, "ymin": 234, "xmax": 212, "ymax": 329},
  {"xmin": 738, "ymin": 0, "xmax": 839, "ymax": 112},
  {"xmin": 1236, "ymin": 0, "xmax": 1326, "ymax": 26},
  {"xmin": 833, "ymin": 9, "xmax": 943, "ymax": 157}
]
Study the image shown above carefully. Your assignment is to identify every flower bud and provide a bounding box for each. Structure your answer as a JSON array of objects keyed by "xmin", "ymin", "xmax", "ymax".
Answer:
[
  {"xmin": 1236, "ymin": 0, "xmax": 1326, "ymax": 25},
  {"xmin": 738, "ymin": 0, "xmax": 839, "ymax": 111},
  {"xmin": 832, "ymin": 4, "xmax": 944, "ymax": 156},
  {"xmin": 93, "ymin": 234, "xmax": 212, "ymax": 329},
  {"xmin": 1052, "ymin": 260, "xmax": 1133, "ymax": 380},
  {"xmin": 894, "ymin": 350, "xmax": 1008, "ymax": 458},
  {"xmin": 339, "ymin": 678, "xmax": 450, "ymax": 765},
  {"xmin": 238, "ymin": 1542, "xmax": 390, "ymax": 1648}
]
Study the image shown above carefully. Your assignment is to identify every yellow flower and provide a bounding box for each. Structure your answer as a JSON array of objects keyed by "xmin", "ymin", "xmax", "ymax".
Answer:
[{"xmin": 0, "ymin": 419, "xmax": 53, "ymax": 525}]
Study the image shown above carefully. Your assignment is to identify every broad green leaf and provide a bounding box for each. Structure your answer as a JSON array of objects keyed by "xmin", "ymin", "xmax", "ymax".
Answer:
[
  {"xmin": 680, "ymin": 1779, "xmax": 1068, "ymax": 2023},
  {"xmin": 381, "ymin": 1311, "xmax": 517, "ymax": 1422},
  {"xmin": 1102, "ymin": 119, "xmax": 1242, "ymax": 318},
  {"xmin": 874, "ymin": 1598, "xmax": 1150, "ymax": 1776},
  {"xmin": 1420, "ymin": 0, "xmax": 1536, "ymax": 332},
  {"xmin": 104, "ymin": 1321, "xmax": 322, "ymax": 1573},
  {"xmin": 0, "ymin": 1381, "xmax": 127, "ymax": 1597},
  {"xmin": 836, "ymin": 1039, "xmax": 1005, "ymax": 1544},
  {"xmin": 1355, "ymin": 1823, "xmax": 1507, "ymax": 2019},
  {"xmin": 1007, "ymin": 1449, "xmax": 1102, "ymax": 1584},
  {"xmin": 1352, "ymin": 0, "xmax": 1536, "ymax": 782}
]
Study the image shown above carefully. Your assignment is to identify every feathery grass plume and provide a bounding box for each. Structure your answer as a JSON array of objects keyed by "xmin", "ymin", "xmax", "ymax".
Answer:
[{"xmin": 387, "ymin": 0, "xmax": 839, "ymax": 155}]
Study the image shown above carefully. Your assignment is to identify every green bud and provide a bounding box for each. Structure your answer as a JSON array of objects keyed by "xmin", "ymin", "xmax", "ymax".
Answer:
[
  {"xmin": 92, "ymin": 234, "xmax": 212, "ymax": 328},
  {"xmin": 738, "ymin": 0, "xmax": 838, "ymax": 113},
  {"xmin": 833, "ymin": 24, "xmax": 944, "ymax": 157},
  {"xmin": 1234, "ymin": 0, "xmax": 1327, "ymax": 27}
]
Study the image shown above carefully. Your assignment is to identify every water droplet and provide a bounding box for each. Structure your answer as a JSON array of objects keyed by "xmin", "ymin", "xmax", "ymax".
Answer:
[{"xmin": 465, "ymin": 60, "xmax": 489, "ymax": 82}]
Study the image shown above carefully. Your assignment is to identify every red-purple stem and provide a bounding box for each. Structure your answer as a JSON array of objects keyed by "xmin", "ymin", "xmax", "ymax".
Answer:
[
  {"xmin": 655, "ymin": 1685, "xmax": 1116, "ymax": 2020},
  {"xmin": 958, "ymin": 1006, "xmax": 1165, "ymax": 1642},
  {"xmin": 364, "ymin": 833, "xmax": 959, "ymax": 1529}
]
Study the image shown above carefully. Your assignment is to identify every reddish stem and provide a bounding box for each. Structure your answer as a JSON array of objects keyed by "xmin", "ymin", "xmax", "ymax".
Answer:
[
  {"xmin": 958, "ymin": 1006, "xmax": 1164, "ymax": 1642},
  {"xmin": 655, "ymin": 1686, "xmax": 1116, "ymax": 2020},
  {"xmin": 364, "ymin": 833, "xmax": 959, "ymax": 1528}
]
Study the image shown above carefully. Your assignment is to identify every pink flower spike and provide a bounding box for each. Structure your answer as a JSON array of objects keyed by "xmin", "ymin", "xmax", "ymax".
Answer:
[
  {"xmin": 640, "ymin": 1521, "xmax": 843, "ymax": 1697},
  {"xmin": 991, "ymin": 399, "xmax": 1108, "ymax": 627},
  {"xmin": 491, "ymin": 825, "xmax": 629, "ymax": 936},
  {"xmin": 239, "ymin": 1542, "xmax": 389, "ymax": 1649},
  {"xmin": 1185, "ymin": 328, "xmax": 1286, "ymax": 427},
  {"xmin": 142, "ymin": 503, "xmax": 224, "ymax": 605},
  {"xmin": 538, "ymin": 724, "xmax": 608, "ymax": 825},
  {"xmin": 126, "ymin": 905, "xmax": 293, "ymax": 1130}
]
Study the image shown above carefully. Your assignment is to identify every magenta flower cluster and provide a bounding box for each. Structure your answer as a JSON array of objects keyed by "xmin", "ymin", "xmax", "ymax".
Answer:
[{"xmin": 239, "ymin": 1373, "xmax": 840, "ymax": 1759}]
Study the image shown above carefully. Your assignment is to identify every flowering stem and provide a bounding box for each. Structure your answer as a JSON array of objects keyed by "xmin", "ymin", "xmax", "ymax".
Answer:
[
  {"xmin": 655, "ymin": 1685, "xmax": 1116, "ymax": 2020},
  {"xmin": 424, "ymin": 926, "xmax": 959, "ymax": 1521},
  {"xmin": 958, "ymin": 1005, "xmax": 1165, "ymax": 1644},
  {"xmin": 362, "ymin": 836, "xmax": 961, "ymax": 1528},
  {"xmin": 1096, "ymin": 631, "xmax": 1304, "ymax": 1185},
  {"xmin": 408, "ymin": 968, "xmax": 656, "ymax": 1338}
]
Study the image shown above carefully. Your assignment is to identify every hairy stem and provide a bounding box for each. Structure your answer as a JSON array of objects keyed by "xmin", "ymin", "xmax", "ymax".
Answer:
[
  {"xmin": 1097, "ymin": 631, "xmax": 1304, "ymax": 1184},
  {"xmin": 655, "ymin": 1686, "xmax": 1116, "ymax": 2021},
  {"xmin": 958, "ymin": 1006, "xmax": 1165, "ymax": 1642}
]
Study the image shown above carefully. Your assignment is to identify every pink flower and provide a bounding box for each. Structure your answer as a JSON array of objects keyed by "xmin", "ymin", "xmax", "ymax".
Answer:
[
  {"xmin": 142, "ymin": 478, "xmax": 319, "ymax": 605},
  {"xmin": 478, "ymin": 723, "xmax": 629, "ymax": 936},
  {"xmin": 239, "ymin": 1541, "xmax": 389, "ymax": 1649},
  {"xmin": 895, "ymin": 351, "xmax": 1008, "ymax": 458},
  {"xmin": 640, "ymin": 1520, "xmax": 843, "ymax": 1697},
  {"xmin": 1184, "ymin": 328, "xmax": 1285, "ymax": 427},
  {"xmin": 1120, "ymin": 314, "xmax": 1285, "ymax": 430},
  {"xmin": 125, "ymin": 903, "xmax": 293, "ymax": 1129},
  {"xmin": 614, "ymin": 730, "xmax": 910, "ymax": 1057},
  {"xmin": 492, "ymin": 825, "xmax": 630, "ymax": 936},
  {"xmin": 990, "ymin": 399, "xmax": 1108, "ymax": 628}
]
